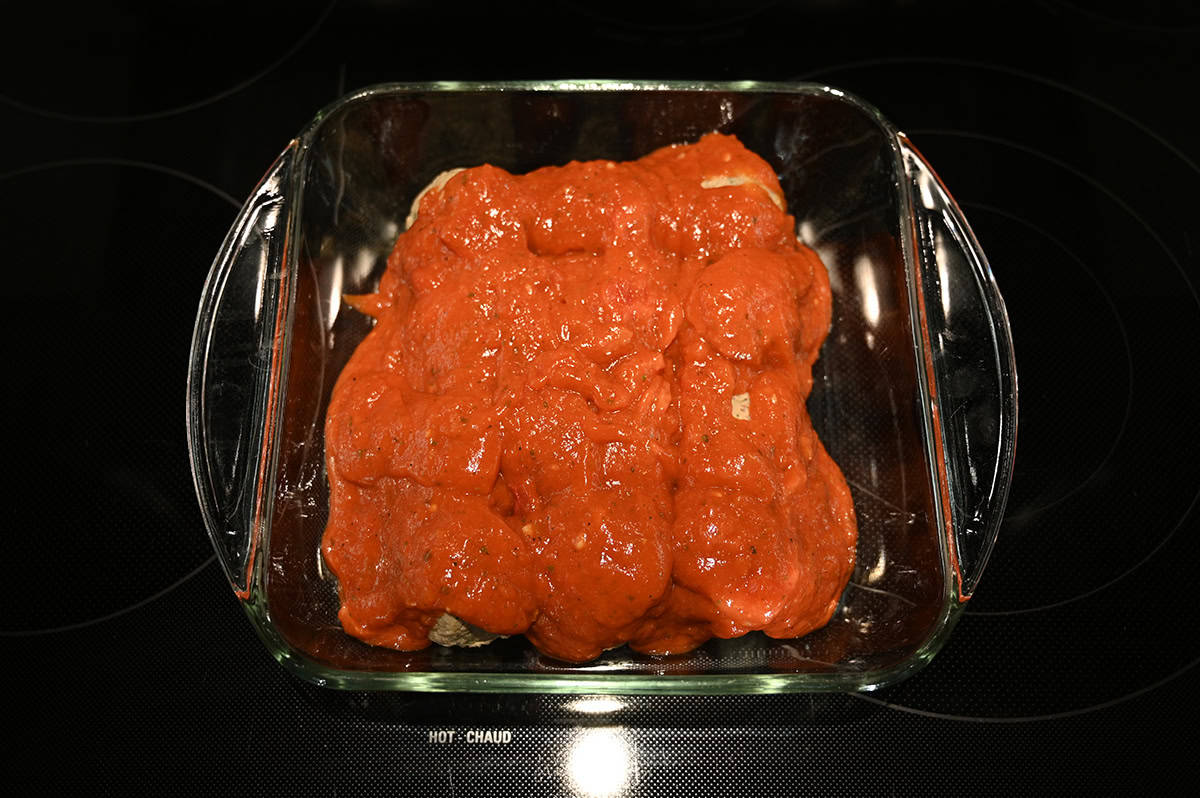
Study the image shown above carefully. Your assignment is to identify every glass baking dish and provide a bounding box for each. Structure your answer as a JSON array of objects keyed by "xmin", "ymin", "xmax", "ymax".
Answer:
[{"xmin": 186, "ymin": 81, "xmax": 1016, "ymax": 694}]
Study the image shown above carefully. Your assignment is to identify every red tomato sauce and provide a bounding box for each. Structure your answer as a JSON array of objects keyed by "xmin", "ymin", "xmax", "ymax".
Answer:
[{"xmin": 322, "ymin": 133, "xmax": 857, "ymax": 662}]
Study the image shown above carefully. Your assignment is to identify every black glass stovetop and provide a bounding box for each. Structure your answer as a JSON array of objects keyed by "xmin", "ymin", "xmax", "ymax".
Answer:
[{"xmin": 3, "ymin": 0, "xmax": 1198, "ymax": 792}]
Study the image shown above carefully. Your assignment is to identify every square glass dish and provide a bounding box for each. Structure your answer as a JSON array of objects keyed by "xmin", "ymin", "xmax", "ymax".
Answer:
[{"xmin": 187, "ymin": 81, "xmax": 1016, "ymax": 693}]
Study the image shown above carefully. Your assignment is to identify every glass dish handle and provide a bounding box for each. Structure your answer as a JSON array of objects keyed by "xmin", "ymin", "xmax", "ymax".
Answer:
[
  {"xmin": 899, "ymin": 136, "xmax": 1018, "ymax": 601},
  {"xmin": 186, "ymin": 143, "xmax": 297, "ymax": 599}
]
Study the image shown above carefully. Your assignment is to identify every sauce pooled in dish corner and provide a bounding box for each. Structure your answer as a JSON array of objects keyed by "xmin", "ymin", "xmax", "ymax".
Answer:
[{"xmin": 322, "ymin": 133, "xmax": 858, "ymax": 663}]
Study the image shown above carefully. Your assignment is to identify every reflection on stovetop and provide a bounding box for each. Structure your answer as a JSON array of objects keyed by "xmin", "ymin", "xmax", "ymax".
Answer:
[
  {"xmin": 3, "ymin": 0, "xmax": 1198, "ymax": 790},
  {"xmin": 295, "ymin": 683, "xmax": 878, "ymax": 728},
  {"xmin": 0, "ymin": 161, "xmax": 234, "ymax": 633}
]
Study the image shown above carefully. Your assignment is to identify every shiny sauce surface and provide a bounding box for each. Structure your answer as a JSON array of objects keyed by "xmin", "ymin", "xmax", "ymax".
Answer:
[{"xmin": 322, "ymin": 134, "xmax": 858, "ymax": 662}]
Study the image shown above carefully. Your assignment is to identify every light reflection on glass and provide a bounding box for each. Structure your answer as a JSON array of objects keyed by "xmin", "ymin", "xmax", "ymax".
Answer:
[
  {"xmin": 917, "ymin": 170, "xmax": 937, "ymax": 210},
  {"xmin": 866, "ymin": 546, "xmax": 887, "ymax": 584},
  {"xmin": 566, "ymin": 697, "xmax": 627, "ymax": 714},
  {"xmin": 382, "ymin": 219, "xmax": 399, "ymax": 240},
  {"xmin": 260, "ymin": 203, "xmax": 281, "ymax": 235},
  {"xmin": 936, "ymin": 216, "xmax": 961, "ymax": 324},
  {"xmin": 854, "ymin": 255, "xmax": 880, "ymax": 327},
  {"xmin": 252, "ymin": 241, "xmax": 268, "ymax": 322},
  {"xmin": 719, "ymin": 98, "xmax": 735, "ymax": 125},
  {"xmin": 817, "ymin": 245, "xmax": 841, "ymax": 295},
  {"xmin": 565, "ymin": 727, "xmax": 634, "ymax": 797},
  {"xmin": 797, "ymin": 219, "xmax": 818, "ymax": 247},
  {"xmin": 253, "ymin": 202, "xmax": 281, "ymax": 319}
]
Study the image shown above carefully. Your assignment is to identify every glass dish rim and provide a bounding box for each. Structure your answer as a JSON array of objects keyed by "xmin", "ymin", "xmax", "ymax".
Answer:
[{"xmin": 204, "ymin": 79, "xmax": 997, "ymax": 694}]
